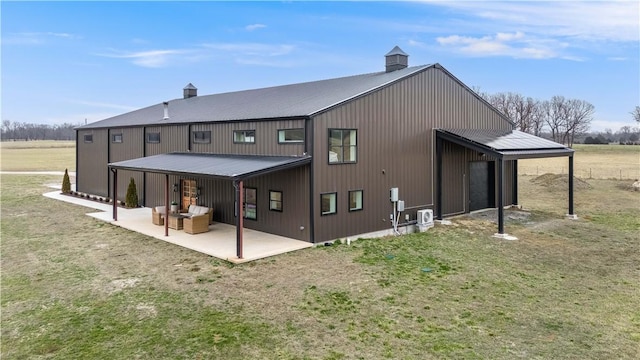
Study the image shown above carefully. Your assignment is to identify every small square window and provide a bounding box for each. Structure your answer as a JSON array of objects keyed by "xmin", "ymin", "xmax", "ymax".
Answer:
[
  {"xmin": 321, "ymin": 192, "xmax": 337, "ymax": 216},
  {"xmin": 234, "ymin": 130, "xmax": 255, "ymax": 144},
  {"xmin": 269, "ymin": 191, "xmax": 282, "ymax": 212},
  {"xmin": 193, "ymin": 131, "xmax": 211, "ymax": 144},
  {"xmin": 146, "ymin": 132, "xmax": 160, "ymax": 143},
  {"xmin": 278, "ymin": 128, "xmax": 304, "ymax": 143},
  {"xmin": 112, "ymin": 133, "xmax": 123, "ymax": 143},
  {"xmin": 83, "ymin": 134, "xmax": 93, "ymax": 143},
  {"xmin": 349, "ymin": 190, "xmax": 363, "ymax": 212}
]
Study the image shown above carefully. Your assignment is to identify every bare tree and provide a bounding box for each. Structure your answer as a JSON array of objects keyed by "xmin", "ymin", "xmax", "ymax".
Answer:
[
  {"xmin": 563, "ymin": 99, "xmax": 594, "ymax": 147},
  {"xmin": 544, "ymin": 96, "xmax": 566, "ymax": 143},
  {"xmin": 632, "ymin": 106, "xmax": 640, "ymax": 124}
]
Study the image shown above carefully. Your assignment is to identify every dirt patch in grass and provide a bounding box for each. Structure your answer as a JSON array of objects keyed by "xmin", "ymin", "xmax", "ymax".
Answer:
[{"xmin": 531, "ymin": 173, "xmax": 592, "ymax": 190}]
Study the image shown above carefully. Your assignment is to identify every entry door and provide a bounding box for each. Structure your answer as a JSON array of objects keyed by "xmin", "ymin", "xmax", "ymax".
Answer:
[
  {"xmin": 469, "ymin": 161, "xmax": 495, "ymax": 211},
  {"xmin": 181, "ymin": 179, "xmax": 197, "ymax": 209}
]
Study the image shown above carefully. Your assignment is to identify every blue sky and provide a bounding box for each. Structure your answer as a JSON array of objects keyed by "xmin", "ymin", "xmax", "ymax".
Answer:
[{"xmin": 2, "ymin": 1, "xmax": 638, "ymax": 132}]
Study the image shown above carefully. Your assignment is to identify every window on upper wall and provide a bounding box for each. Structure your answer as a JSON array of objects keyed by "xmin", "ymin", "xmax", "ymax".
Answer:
[
  {"xmin": 243, "ymin": 187, "xmax": 257, "ymax": 220},
  {"xmin": 269, "ymin": 190, "xmax": 282, "ymax": 212},
  {"xmin": 321, "ymin": 192, "xmax": 337, "ymax": 215},
  {"xmin": 233, "ymin": 130, "xmax": 255, "ymax": 144},
  {"xmin": 349, "ymin": 190, "xmax": 363, "ymax": 212},
  {"xmin": 278, "ymin": 128, "xmax": 304, "ymax": 143},
  {"xmin": 328, "ymin": 129, "xmax": 357, "ymax": 163},
  {"xmin": 193, "ymin": 131, "xmax": 211, "ymax": 144},
  {"xmin": 112, "ymin": 133, "xmax": 123, "ymax": 143},
  {"xmin": 146, "ymin": 132, "xmax": 160, "ymax": 143},
  {"xmin": 83, "ymin": 134, "xmax": 93, "ymax": 143}
]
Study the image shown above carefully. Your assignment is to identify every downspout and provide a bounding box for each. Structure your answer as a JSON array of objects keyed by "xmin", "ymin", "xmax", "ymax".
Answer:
[
  {"xmin": 111, "ymin": 168, "xmax": 117, "ymax": 221},
  {"xmin": 234, "ymin": 180, "xmax": 244, "ymax": 259},
  {"xmin": 435, "ymin": 135, "xmax": 443, "ymax": 220},
  {"xmin": 143, "ymin": 126, "xmax": 147, "ymax": 207},
  {"xmin": 75, "ymin": 129, "xmax": 79, "ymax": 192},
  {"xmin": 306, "ymin": 116, "xmax": 315, "ymax": 243},
  {"xmin": 164, "ymin": 174, "xmax": 169, "ymax": 236},
  {"xmin": 107, "ymin": 129, "xmax": 111, "ymax": 198}
]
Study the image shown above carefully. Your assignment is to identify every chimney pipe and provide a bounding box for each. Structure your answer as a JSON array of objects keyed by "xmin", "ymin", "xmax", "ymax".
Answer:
[{"xmin": 163, "ymin": 102, "xmax": 169, "ymax": 120}]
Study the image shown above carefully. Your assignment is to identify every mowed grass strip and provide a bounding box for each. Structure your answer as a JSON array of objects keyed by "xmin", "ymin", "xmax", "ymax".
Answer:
[
  {"xmin": 1, "ymin": 141, "xmax": 76, "ymax": 171},
  {"xmin": 519, "ymin": 144, "xmax": 640, "ymax": 180},
  {"xmin": 2, "ymin": 177, "xmax": 639, "ymax": 357}
]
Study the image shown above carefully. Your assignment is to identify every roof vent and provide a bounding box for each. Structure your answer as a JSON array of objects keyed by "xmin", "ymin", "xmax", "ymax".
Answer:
[
  {"xmin": 183, "ymin": 83, "xmax": 197, "ymax": 99},
  {"xmin": 163, "ymin": 102, "xmax": 169, "ymax": 120},
  {"xmin": 385, "ymin": 46, "xmax": 408, "ymax": 73}
]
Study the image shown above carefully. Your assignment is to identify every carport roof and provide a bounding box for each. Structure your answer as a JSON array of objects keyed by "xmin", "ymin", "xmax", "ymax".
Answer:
[
  {"xmin": 437, "ymin": 129, "xmax": 574, "ymax": 160},
  {"xmin": 108, "ymin": 153, "xmax": 311, "ymax": 180}
]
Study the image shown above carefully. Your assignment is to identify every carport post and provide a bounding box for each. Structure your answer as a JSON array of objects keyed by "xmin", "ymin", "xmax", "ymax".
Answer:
[
  {"xmin": 435, "ymin": 135, "xmax": 443, "ymax": 220},
  {"xmin": 568, "ymin": 155, "xmax": 574, "ymax": 216},
  {"xmin": 512, "ymin": 160, "xmax": 518, "ymax": 206},
  {"xmin": 497, "ymin": 158, "xmax": 504, "ymax": 234},
  {"xmin": 234, "ymin": 180, "xmax": 244, "ymax": 259},
  {"xmin": 164, "ymin": 174, "xmax": 169, "ymax": 237},
  {"xmin": 111, "ymin": 168, "xmax": 117, "ymax": 221}
]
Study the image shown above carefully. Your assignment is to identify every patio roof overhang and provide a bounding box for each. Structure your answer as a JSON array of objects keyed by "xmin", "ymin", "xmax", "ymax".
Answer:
[
  {"xmin": 107, "ymin": 153, "xmax": 312, "ymax": 260},
  {"xmin": 435, "ymin": 129, "xmax": 576, "ymax": 238},
  {"xmin": 108, "ymin": 152, "xmax": 312, "ymax": 181}
]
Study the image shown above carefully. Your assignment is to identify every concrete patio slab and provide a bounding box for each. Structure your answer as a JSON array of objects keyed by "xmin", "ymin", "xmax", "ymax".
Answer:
[{"xmin": 43, "ymin": 190, "xmax": 312, "ymax": 263}]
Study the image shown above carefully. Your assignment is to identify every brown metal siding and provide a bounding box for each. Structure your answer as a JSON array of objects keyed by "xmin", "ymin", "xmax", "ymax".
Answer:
[
  {"xmin": 144, "ymin": 125, "xmax": 189, "ymax": 156},
  {"xmin": 77, "ymin": 129, "xmax": 108, "ymax": 196},
  {"xmin": 312, "ymin": 67, "xmax": 512, "ymax": 242},
  {"xmin": 191, "ymin": 119, "xmax": 306, "ymax": 156},
  {"xmin": 109, "ymin": 128, "xmax": 144, "ymax": 203}
]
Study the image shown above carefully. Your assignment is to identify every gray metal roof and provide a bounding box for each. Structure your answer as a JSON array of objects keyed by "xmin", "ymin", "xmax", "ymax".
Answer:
[
  {"xmin": 437, "ymin": 129, "xmax": 573, "ymax": 160},
  {"xmin": 108, "ymin": 153, "xmax": 311, "ymax": 180},
  {"xmin": 79, "ymin": 65, "xmax": 432, "ymax": 129}
]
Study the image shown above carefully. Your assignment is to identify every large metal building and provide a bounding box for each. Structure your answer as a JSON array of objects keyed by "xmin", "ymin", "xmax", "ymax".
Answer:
[{"xmin": 76, "ymin": 46, "xmax": 574, "ymax": 246}]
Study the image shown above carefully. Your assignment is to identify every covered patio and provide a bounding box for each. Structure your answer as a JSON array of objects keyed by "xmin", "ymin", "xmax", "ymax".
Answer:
[{"xmin": 44, "ymin": 190, "xmax": 312, "ymax": 263}]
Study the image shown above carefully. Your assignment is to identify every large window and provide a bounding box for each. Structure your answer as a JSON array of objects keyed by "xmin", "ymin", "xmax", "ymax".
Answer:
[
  {"xmin": 83, "ymin": 134, "xmax": 93, "ymax": 143},
  {"xmin": 193, "ymin": 131, "xmax": 211, "ymax": 144},
  {"xmin": 321, "ymin": 192, "xmax": 337, "ymax": 215},
  {"xmin": 111, "ymin": 133, "xmax": 123, "ymax": 143},
  {"xmin": 349, "ymin": 190, "xmax": 363, "ymax": 212},
  {"xmin": 233, "ymin": 130, "xmax": 255, "ymax": 144},
  {"xmin": 329, "ymin": 129, "xmax": 357, "ymax": 163},
  {"xmin": 244, "ymin": 188, "xmax": 257, "ymax": 220},
  {"xmin": 278, "ymin": 128, "xmax": 304, "ymax": 143},
  {"xmin": 269, "ymin": 191, "xmax": 282, "ymax": 212},
  {"xmin": 146, "ymin": 132, "xmax": 160, "ymax": 143}
]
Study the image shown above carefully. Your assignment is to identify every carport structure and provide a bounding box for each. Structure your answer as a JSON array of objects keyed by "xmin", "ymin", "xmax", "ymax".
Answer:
[
  {"xmin": 435, "ymin": 129, "xmax": 575, "ymax": 237},
  {"xmin": 108, "ymin": 152, "xmax": 311, "ymax": 259}
]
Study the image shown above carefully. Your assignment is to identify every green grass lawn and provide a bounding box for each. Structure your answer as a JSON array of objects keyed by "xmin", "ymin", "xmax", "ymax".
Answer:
[{"xmin": 2, "ymin": 173, "xmax": 639, "ymax": 359}]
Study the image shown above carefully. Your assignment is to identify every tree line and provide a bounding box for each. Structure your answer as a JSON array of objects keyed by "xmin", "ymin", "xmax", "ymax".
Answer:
[
  {"xmin": 474, "ymin": 89, "xmax": 599, "ymax": 147},
  {"xmin": 1, "ymin": 120, "xmax": 79, "ymax": 141}
]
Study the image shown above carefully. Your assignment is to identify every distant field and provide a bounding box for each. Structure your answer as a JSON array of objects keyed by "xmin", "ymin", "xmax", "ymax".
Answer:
[
  {"xmin": 520, "ymin": 144, "xmax": 640, "ymax": 180},
  {"xmin": 0, "ymin": 140, "xmax": 76, "ymax": 171}
]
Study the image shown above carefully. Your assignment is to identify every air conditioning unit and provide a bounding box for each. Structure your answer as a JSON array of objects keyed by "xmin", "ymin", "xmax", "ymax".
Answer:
[{"xmin": 417, "ymin": 209, "xmax": 434, "ymax": 227}]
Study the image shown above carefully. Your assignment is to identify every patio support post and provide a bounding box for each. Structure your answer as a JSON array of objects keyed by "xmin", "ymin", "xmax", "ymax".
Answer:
[
  {"xmin": 435, "ymin": 135, "xmax": 443, "ymax": 220},
  {"xmin": 568, "ymin": 155, "xmax": 575, "ymax": 216},
  {"xmin": 111, "ymin": 168, "xmax": 118, "ymax": 221},
  {"xmin": 234, "ymin": 180, "xmax": 244, "ymax": 259},
  {"xmin": 497, "ymin": 158, "xmax": 504, "ymax": 234},
  {"xmin": 512, "ymin": 160, "xmax": 518, "ymax": 206},
  {"xmin": 164, "ymin": 174, "xmax": 169, "ymax": 237}
]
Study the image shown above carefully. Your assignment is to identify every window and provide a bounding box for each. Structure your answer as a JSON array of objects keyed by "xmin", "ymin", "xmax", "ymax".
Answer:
[
  {"xmin": 112, "ymin": 133, "xmax": 123, "ymax": 143},
  {"xmin": 193, "ymin": 131, "xmax": 211, "ymax": 144},
  {"xmin": 83, "ymin": 134, "xmax": 93, "ymax": 143},
  {"xmin": 233, "ymin": 130, "xmax": 255, "ymax": 144},
  {"xmin": 349, "ymin": 190, "xmax": 363, "ymax": 212},
  {"xmin": 328, "ymin": 129, "xmax": 357, "ymax": 163},
  {"xmin": 278, "ymin": 128, "xmax": 304, "ymax": 143},
  {"xmin": 244, "ymin": 188, "xmax": 257, "ymax": 220},
  {"xmin": 269, "ymin": 191, "xmax": 282, "ymax": 212},
  {"xmin": 321, "ymin": 192, "xmax": 337, "ymax": 215},
  {"xmin": 146, "ymin": 132, "xmax": 160, "ymax": 143}
]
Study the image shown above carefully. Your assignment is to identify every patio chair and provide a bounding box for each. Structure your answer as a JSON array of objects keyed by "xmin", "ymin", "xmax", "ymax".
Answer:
[
  {"xmin": 184, "ymin": 210, "xmax": 212, "ymax": 234},
  {"xmin": 152, "ymin": 206, "xmax": 165, "ymax": 226}
]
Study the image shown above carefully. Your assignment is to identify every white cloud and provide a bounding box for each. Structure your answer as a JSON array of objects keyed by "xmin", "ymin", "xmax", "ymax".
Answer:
[
  {"xmin": 436, "ymin": 32, "xmax": 564, "ymax": 59},
  {"xmin": 422, "ymin": 1, "xmax": 639, "ymax": 43},
  {"xmin": 2, "ymin": 31, "xmax": 79, "ymax": 45},
  {"xmin": 96, "ymin": 49, "xmax": 194, "ymax": 68},
  {"xmin": 245, "ymin": 23, "xmax": 267, "ymax": 31}
]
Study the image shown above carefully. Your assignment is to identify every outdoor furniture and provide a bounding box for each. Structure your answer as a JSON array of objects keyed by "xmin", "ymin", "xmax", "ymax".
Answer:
[
  {"xmin": 152, "ymin": 206, "xmax": 166, "ymax": 226},
  {"xmin": 168, "ymin": 213, "xmax": 186, "ymax": 230},
  {"xmin": 180, "ymin": 204, "xmax": 214, "ymax": 234}
]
